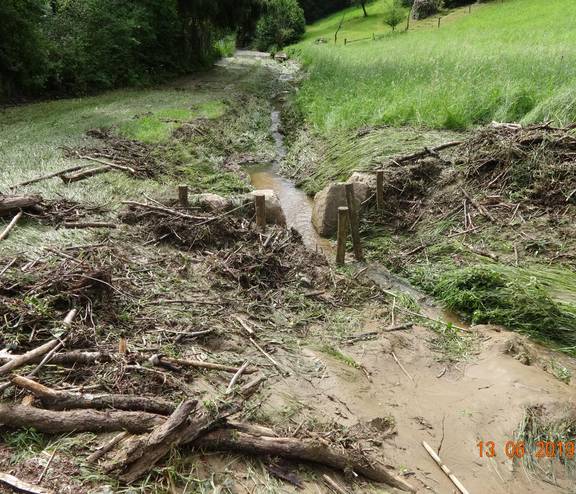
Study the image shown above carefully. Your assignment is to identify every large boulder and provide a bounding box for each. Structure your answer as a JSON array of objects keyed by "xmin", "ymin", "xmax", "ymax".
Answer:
[
  {"xmin": 412, "ymin": 0, "xmax": 440, "ymax": 19},
  {"xmin": 311, "ymin": 180, "xmax": 371, "ymax": 237},
  {"xmin": 246, "ymin": 189, "xmax": 287, "ymax": 227},
  {"xmin": 191, "ymin": 193, "xmax": 230, "ymax": 211}
]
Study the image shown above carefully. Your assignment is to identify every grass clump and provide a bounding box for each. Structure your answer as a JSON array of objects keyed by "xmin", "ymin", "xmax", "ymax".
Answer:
[
  {"xmin": 433, "ymin": 266, "xmax": 576, "ymax": 347},
  {"xmin": 319, "ymin": 344, "xmax": 361, "ymax": 368},
  {"xmin": 515, "ymin": 404, "xmax": 576, "ymax": 484}
]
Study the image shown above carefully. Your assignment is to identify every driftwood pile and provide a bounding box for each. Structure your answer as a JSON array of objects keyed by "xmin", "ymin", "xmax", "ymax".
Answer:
[
  {"xmin": 372, "ymin": 124, "xmax": 576, "ymax": 232},
  {"xmin": 0, "ymin": 198, "xmax": 414, "ymax": 492}
]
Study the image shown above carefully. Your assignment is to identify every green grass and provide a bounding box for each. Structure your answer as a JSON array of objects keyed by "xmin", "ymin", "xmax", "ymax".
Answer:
[
  {"xmin": 291, "ymin": 0, "xmax": 576, "ymax": 131},
  {"xmin": 428, "ymin": 265, "xmax": 576, "ymax": 349}
]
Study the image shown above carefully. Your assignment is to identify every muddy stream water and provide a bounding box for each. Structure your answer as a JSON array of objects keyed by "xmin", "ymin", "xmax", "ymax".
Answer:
[{"xmin": 247, "ymin": 103, "xmax": 334, "ymax": 254}]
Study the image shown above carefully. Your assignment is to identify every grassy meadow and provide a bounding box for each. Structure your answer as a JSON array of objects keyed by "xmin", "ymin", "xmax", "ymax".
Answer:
[{"xmin": 291, "ymin": 0, "xmax": 576, "ymax": 130}]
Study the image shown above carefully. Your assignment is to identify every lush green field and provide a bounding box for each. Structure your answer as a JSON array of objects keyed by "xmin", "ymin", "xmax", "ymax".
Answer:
[{"xmin": 292, "ymin": 0, "xmax": 576, "ymax": 130}]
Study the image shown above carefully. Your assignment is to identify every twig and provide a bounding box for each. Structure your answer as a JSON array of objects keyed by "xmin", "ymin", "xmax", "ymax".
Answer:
[
  {"xmin": 0, "ymin": 211, "xmax": 23, "ymax": 241},
  {"xmin": 391, "ymin": 352, "xmax": 414, "ymax": 384},
  {"xmin": 77, "ymin": 155, "xmax": 136, "ymax": 174},
  {"xmin": 86, "ymin": 432, "xmax": 130, "ymax": 464},
  {"xmin": 10, "ymin": 165, "xmax": 90, "ymax": 189},
  {"xmin": 226, "ymin": 361, "xmax": 250, "ymax": 394},
  {"xmin": 323, "ymin": 474, "xmax": 349, "ymax": 494},
  {"xmin": 121, "ymin": 200, "xmax": 206, "ymax": 221},
  {"xmin": 249, "ymin": 338, "xmax": 289, "ymax": 376},
  {"xmin": 37, "ymin": 448, "xmax": 57, "ymax": 484},
  {"xmin": 422, "ymin": 440, "xmax": 470, "ymax": 494}
]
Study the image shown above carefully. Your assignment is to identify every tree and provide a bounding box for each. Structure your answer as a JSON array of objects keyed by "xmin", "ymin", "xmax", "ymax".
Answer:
[
  {"xmin": 349, "ymin": 0, "xmax": 369, "ymax": 17},
  {"xmin": 254, "ymin": 0, "xmax": 305, "ymax": 51},
  {"xmin": 383, "ymin": 0, "xmax": 406, "ymax": 31}
]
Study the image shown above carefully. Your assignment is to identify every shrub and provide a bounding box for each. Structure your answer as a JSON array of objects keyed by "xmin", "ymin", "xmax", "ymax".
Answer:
[
  {"xmin": 254, "ymin": 0, "xmax": 306, "ymax": 51},
  {"xmin": 383, "ymin": 0, "xmax": 407, "ymax": 31}
]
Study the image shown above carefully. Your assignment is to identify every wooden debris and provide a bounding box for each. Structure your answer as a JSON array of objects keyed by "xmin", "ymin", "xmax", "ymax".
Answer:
[
  {"xmin": 62, "ymin": 221, "xmax": 117, "ymax": 229},
  {"xmin": 345, "ymin": 183, "xmax": 364, "ymax": 261},
  {"xmin": 109, "ymin": 399, "xmax": 244, "ymax": 483},
  {"xmin": 0, "ymin": 309, "xmax": 77, "ymax": 376},
  {"xmin": 10, "ymin": 166, "xmax": 89, "ymax": 189},
  {"xmin": 0, "ymin": 404, "xmax": 164, "ymax": 433},
  {"xmin": 422, "ymin": 440, "xmax": 470, "ymax": 494},
  {"xmin": 336, "ymin": 206, "xmax": 349, "ymax": 266},
  {"xmin": 87, "ymin": 432, "xmax": 131, "ymax": 464},
  {"xmin": 194, "ymin": 429, "xmax": 416, "ymax": 492},
  {"xmin": 12, "ymin": 375, "xmax": 176, "ymax": 415},
  {"xmin": 61, "ymin": 165, "xmax": 111, "ymax": 183},
  {"xmin": 226, "ymin": 361, "xmax": 250, "ymax": 394},
  {"xmin": 0, "ymin": 472, "xmax": 54, "ymax": 494},
  {"xmin": 150, "ymin": 354, "xmax": 257, "ymax": 374},
  {"xmin": 248, "ymin": 338, "xmax": 289, "ymax": 376},
  {"xmin": 121, "ymin": 200, "xmax": 206, "ymax": 221},
  {"xmin": 0, "ymin": 195, "xmax": 42, "ymax": 215},
  {"xmin": 0, "ymin": 211, "xmax": 23, "ymax": 241}
]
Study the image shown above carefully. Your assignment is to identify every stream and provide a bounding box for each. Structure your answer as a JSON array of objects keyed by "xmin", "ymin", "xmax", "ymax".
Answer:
[{"xmin": 247, "ymin": 95, "xmax": 333, "ymax": 253}]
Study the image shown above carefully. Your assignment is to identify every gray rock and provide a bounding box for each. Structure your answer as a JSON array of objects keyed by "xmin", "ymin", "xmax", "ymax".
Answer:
[
  {"xmin": 311, "ymin": 181, "xmax": 370, "ymax": 237},
  {"xmin": 192, "ymin": 193, "xmax": 230, "ymax": 211},
  {"xmin": 247, "ymin": 189, "xmax": 287, "ymax": 227}
]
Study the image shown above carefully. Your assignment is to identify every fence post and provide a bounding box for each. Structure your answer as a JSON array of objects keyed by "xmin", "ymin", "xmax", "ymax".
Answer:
[
  {"xmin": 254, "ymin": 193, "xmax": 266, "ymax": 230},
  {"xmin": 376, "ymin": 170, "xmax": 384, "ymax": 211},
  {"xmin": 336, "ymin": 207, "xmax": 349, "ymax": 266},
  {"xmin": 178, "ymin": 185, "xmax": 189, "ymax": 208},
  {"xmin": 438, "ymin": 17, "xmax": 441, "ymax": 28},
  {"xmin": 344, "ymin": 38, "xmax": 347, "ymax": 45},
  {"xmin": 345, "ymin": 183, "xmax": 364, "ymax": 261}
]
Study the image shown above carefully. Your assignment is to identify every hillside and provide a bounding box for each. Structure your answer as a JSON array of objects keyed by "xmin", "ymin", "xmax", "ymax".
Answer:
[{"xmin": 291, "ymin": 0, "xmax": 576, "ymax": 131}]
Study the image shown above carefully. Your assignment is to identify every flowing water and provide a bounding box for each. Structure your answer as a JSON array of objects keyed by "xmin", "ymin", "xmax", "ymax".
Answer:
[{"xmin": 247, "ymin": 101, "xmax": 333, "ymax": 254}]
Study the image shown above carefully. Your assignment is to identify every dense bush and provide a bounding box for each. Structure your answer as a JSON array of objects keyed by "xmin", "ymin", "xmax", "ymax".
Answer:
[{"xmin": 254, "ymin": 0, "xmax": 306, "ymax": 51}]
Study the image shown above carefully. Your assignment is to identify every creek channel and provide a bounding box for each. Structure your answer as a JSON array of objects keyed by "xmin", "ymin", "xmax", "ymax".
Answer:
[{"xmin": 245, "ymin": 57, "xmax": 467, "ymax": 330}]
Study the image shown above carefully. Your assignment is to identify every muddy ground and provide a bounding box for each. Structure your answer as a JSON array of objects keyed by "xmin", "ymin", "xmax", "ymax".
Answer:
[{"xmin": 0, "ymin": 53, "xmax": 575, "ymax": 494}]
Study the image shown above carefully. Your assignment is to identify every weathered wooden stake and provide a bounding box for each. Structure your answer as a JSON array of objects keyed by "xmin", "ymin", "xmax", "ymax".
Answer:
[
  {"xmin": 344, "ymin": 183, "xmax": 364, "ymax": 261},
  {"xmin": 178, "ymin": 185, "xmax": 189, "ymax": 208},
  {"xmin": 254, "ymin": 193, "xmax": 266, "ymax": 230},
  {"xmin": 0, "ymin": 211, "xmax": 23, "ymax": 242},
  {"xmin": 376, "ymin": 170, "xmax": 384, "ymax": 211},
  {"xmin": 336, "ymin": 206, "xmax": 349, "ymax": 266}
]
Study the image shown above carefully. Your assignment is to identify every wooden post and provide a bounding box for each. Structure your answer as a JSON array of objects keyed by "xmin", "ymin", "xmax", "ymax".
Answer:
[
  {"xmin": 254, "ymin": 193, "xmax": 266, "ymax": 230},
  {"xmin": 336, "ymin": 207, "xmax": 349, "ymax": 266},
  {"xmin": 345, "ymin": 183, "xmax": 364, "ymax": 261},
  {"xmin": 344, "ymin": 38, "xmax": 347, "ymax": 45},
  {"xmin": 469, "ymin": 5, "xmax": 472, "ymax": 13},
  {"xmin": 438, "ymin": 17, "xmax": 441, "ymax": 28},
  {"xmin": 178, "ymin": 185, "xmax": 189, "ymax": 208},
  {"xmin": 376, "ymin": 170, "xmax": 384, "ymax": 211}
]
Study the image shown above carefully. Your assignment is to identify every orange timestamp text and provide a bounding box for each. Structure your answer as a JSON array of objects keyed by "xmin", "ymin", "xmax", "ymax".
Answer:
[{"xmin": 478, "ymin": 440, "xmax": 575, "ymax": 459}]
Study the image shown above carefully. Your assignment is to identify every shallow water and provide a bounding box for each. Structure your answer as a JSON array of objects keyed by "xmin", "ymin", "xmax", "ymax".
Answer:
[{"xmin": 247, "ymin": 98, "xmax": 332, "ymax": 254}]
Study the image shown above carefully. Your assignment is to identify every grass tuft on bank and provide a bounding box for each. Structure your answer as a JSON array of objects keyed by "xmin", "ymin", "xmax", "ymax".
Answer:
[{"xmin": 291, "ymin": 0, "xmax": 576, "ymax": 131}]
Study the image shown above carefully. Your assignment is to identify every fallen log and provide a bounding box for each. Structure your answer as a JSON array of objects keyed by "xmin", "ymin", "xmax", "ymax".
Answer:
[
  {"xmin": 195, "ymin": 429, "xmax": 416, "ymax": 492},
  {"xmin": 110, "ymin": 399, "xmax": 241, "ymax": 483},
  {"xmin": 0, "ymin": 211, "xmax": 23, "ymax": 241},
  {"xmin": 0, "ymin": 404, "xmax": 164, "ymax": 433},
  {"xmin": 0, "ymin": 195, "xmax": 42, "ymax": 215},
  {"xmin": 12, "ymin": 375, "xmax": 176, "ymax": 415},
  {"xmin": 61, "ymin": 166, "xmax": 111, "ymax": 183}
]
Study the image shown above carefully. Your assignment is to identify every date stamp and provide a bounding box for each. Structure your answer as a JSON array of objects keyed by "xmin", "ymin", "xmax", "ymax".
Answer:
[{"xmin": 478, "ymin": 440, "xmax": 575, "ymax": 459}]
